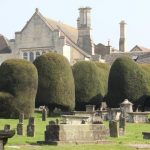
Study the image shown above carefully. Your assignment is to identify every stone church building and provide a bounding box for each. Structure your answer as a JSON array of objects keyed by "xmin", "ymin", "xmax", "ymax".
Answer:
[{"xmin": 0, "ymin": 7, "xmax": 150, "ymax": 64}]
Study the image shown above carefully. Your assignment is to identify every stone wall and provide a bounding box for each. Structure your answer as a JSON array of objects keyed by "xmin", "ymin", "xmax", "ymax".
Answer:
[{"xmin": 71, "ymin": 46, "xmax": 87, "ymax": 64}]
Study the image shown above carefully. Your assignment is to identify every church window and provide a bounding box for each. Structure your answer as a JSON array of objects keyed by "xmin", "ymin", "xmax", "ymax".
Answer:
[
  {"xmin": 29, "ymin": 52, "xmax": 34, "ymax": 62},
  {"xmin": 36, "ymin": 52, "xmax": 40, "ymax": 58},
  {"xmin": 23, "ymin": 52, "xmax": 28, "ymax": 60}
]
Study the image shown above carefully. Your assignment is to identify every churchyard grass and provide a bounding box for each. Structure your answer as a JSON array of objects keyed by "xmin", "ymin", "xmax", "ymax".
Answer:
[{"xmin": 0, "ymin": 113, "xmax": 149, "ymax": 150}]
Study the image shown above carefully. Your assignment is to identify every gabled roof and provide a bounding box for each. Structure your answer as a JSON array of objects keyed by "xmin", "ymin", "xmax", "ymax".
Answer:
[
  {"xmin": 0, "ymin": 35, "xmax": 11, "ymax": 53},
  {"xmin": 130, "ymin": 45, "xmax": 150, "ymax": 52},
  {"xmin": 17, "ymin": 9, "xmax": 90, "ymax": 58},
  {"xmin": 45, "ymin": 18, "xmax": 78, "ymax": 44}
]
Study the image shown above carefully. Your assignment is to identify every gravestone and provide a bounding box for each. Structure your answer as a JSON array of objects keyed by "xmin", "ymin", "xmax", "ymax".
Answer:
[
  {"xmin": 27, "ymin": 117, "xmax": 35, "ymax": 137},
  {"xmin": 86, "ymin": 105, "xmax": 95, "ymax": 112},
  {"xmin": 56, "ymin": 119, "xmax": 59, "ymax": 125},
  {"xmin": 109, "ymin": 120, "xmax": 119, "ymax": 137},
  {"xmin": 17, "ymin": 113, "xmax": 24, "ymax": 135},
  {"xmin": 119, "ymin": 116, "xmax": 126, "ymax": 136},
  {"xmin": 4, "ymin": 124, "xmax": 10, "ymax": 132},
  {"xmin": 42, "ymin": 108, "xmax": 47, "ymax": 121}
]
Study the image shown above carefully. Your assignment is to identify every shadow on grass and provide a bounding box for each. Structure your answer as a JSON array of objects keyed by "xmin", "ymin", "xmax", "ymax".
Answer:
[{"xmin": 26, "ymin": 141, "xmax": 58, "ymax": 146}]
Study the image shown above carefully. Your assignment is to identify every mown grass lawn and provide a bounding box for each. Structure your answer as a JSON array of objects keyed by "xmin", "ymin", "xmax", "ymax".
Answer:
[{"xmin": 0, "ymin": 113, "xmax": 149, "ymax": 150}]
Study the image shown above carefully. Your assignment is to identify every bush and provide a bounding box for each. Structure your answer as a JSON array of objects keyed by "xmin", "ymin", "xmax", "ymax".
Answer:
[
  {"xmin": 33, "ymin": 52, "xmax": 75, "ymax": 111},
  {"xmin": 72, "ymin": 61, "xmax": 109, "ymax": 110},
  {"xmin": 0, "ymin": 59, "xmax": 38, "ymax": 118},
  {"xmin": 106, "ymin": 56, "xmax": 149, "ymax": 108}
]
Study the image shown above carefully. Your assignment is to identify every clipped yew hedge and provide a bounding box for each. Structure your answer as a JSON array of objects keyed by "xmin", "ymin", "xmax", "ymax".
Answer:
[
  {"xmin": 33, "ymin": 52, "xmax": 75, "ymax": 111},
  {"xmin": 0, "ymin": 59, "xmax": 38, "ymax": 118},
  {"xmin": 72, "ymin": 61, "xmax": 109, "ymax": 110},
  {"xmin": 106, "ymin": 56, "xmax": 149, "ymax": 108}
]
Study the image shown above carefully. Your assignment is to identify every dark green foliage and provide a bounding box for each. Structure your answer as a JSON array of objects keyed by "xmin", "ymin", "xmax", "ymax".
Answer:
[
  {"xmin": 72, "ymin": 61, "xmax": 109, "ymax": 110},
  {"xmin": 0, "ymin": 59, "xmax": 38, "ymax": 118},
  {"xmin": 33, "ymin": 52, "xmax": 75, "ymax": 111},
  {"xmin": 138, "ymin": 64, "xmax": 150, "ymax": 110},
  {"xmin": 106, "ymin": 56, "xmax": 149, "ymax": 108},
  {"xmin": 94, "ymin": 62, "xmax": 110, "ymax": 99}
]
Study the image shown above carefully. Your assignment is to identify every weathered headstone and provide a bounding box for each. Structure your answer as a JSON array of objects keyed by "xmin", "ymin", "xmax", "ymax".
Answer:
[
  {"xmin": 42, "ymin": 108, "xmax": 47, "ymax": 121},
  {"xmin": 19, "ymin": 113, "xmax": 24, "ymax": 124},
  {"xmin": 109, "ymin": 120, "xmax": 119, "ymax": 137},
  {"xmin": 27, "ymin": 117, "xmax": 35, "ymax": 137},
  {"xmin": 17, "ymin": 113, "xmax": 24, "ymax": 135},
  {"xmin": 4, "ymin": 124, "xmax": 10, "ymax": 132},
  {"xmin": 119, "ymin": 116, "xmax": 126, "ymax": 136},
  {"xmin": 56, "ymin": 119, "xmax": 59, "ymax": 125}
]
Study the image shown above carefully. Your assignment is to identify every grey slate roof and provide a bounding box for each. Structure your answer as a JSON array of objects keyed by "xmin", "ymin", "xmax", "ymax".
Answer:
[{"xmin": 104, "ymin": 51, "xmax": 150, "ymax": 64}]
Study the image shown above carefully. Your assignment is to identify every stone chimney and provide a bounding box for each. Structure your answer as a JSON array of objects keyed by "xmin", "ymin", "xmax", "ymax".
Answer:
[
  {"xmin": 119, "ymin": 20, "xmax": 127, "ymax": 52},
  {"xmin": 77, "ymin": 7, "xmax": 94, "ymax": 55}
]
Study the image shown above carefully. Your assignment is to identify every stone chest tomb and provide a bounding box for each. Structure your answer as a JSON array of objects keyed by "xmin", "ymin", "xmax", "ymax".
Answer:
[{"xmin": 45, "ymin": 105, "xmax": 109, "ymax": 144}]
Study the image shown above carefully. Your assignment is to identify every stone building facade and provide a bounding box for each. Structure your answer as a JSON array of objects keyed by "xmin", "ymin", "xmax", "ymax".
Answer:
[{"xmin": 0, "ymin": 8, "xmax": 93, "ymax": 64}]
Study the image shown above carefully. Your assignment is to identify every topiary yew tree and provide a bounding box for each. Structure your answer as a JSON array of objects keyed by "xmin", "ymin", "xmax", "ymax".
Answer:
[
  {"xmin": 0, "ymin": 59, "xmax": 38, "ymax": 118},
  {"xmin": 106, "ymin": 56, "xmax": 149, "ymax": 108},
  {"xmin": 33, "ymin": 52, "xmax": 75, "ymax": 111},
  {"xmin": 139, "ymin": 64, "xmax": 150, "ymax": 110},
  {"xmin": 94, "ymin": 62, "xmax": 110, "ymax": 100},
  {"xmin": 72, "ymin": 61, "xmax": 109, "ymax": 110}
]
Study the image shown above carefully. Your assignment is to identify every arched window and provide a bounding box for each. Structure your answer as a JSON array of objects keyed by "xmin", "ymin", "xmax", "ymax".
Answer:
[
  {"xmin": 29, "ymin": 52, "xmax": 34, "ymax": 62},
  {"xmin": 36, "ymin": 52, "xmax": 40, "ymax": 58},
  {"xmin": 23, "ymin": 52, "xmax": 28, "ymax": 60}
]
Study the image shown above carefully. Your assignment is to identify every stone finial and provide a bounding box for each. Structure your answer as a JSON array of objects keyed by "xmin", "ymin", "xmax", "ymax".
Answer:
[
  {"xmin": 107, "ymin": 40, "xmax": 110, "ymax": 46},
  {"xmin": 35, "ymin": 8, "xmax": 39, "ymax": 13},
  {"xmin": 121, "ymin": 99, "xmax": 133, "ymax": 105}
]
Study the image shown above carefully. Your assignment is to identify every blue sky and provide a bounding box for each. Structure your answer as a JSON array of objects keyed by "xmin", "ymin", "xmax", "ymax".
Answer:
[{"xmin": 0, "ymin": 0, "xmax": 150, "ymax": 50}]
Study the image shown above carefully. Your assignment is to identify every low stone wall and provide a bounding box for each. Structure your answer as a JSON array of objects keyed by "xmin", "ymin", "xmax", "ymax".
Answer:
[{"xmin": 45, "ymin": 124, "xmax": 109, "ymax": 143}]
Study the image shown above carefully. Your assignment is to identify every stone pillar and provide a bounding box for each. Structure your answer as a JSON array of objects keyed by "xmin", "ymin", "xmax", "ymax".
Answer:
[
  {"xmin": 42, "ymin": 108, "xmax": 47, "ymax": 121},
  {"xmin": 119, "ymin": 20, "xmax": 127, "ymax": 52},
  {"xmin": 17, "ymin": 113, "xmax": 24, "ymax": 135},
  {"xmin": 27, "ymin": 117, "xmax": 35, "ymax": 137},
  {"xmin": 109, "ymin": 120, "xmax": 119, "ymax": 137}
]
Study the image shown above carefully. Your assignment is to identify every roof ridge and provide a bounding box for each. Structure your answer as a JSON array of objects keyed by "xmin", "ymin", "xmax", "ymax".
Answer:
[{"xmin": 45, "ymin": 17, "xmax": 77, "ymax": 30}]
